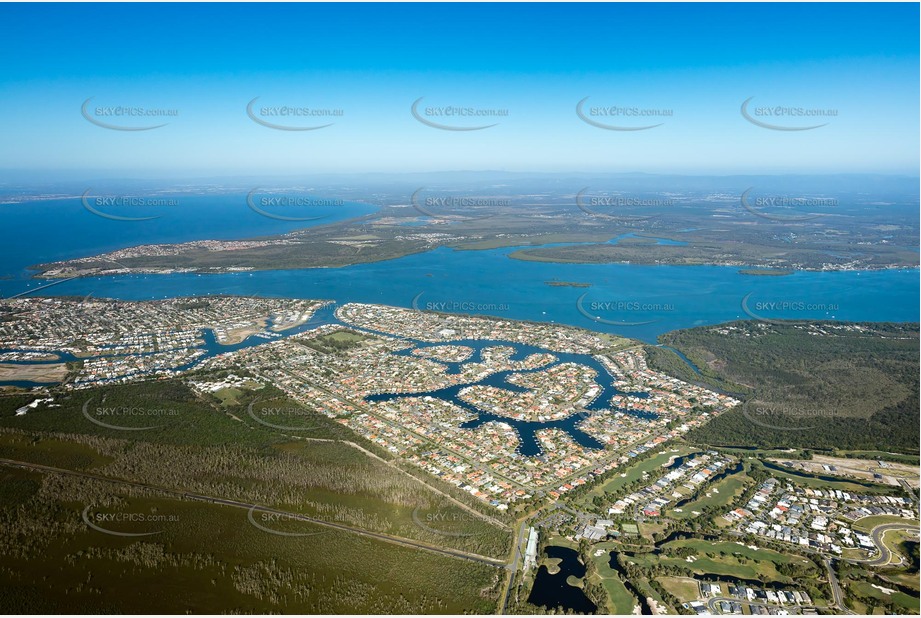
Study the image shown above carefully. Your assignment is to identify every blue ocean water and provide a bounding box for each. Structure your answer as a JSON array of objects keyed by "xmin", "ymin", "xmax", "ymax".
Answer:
[
  {"xmin": 1, "ymin": 196, "xmax": 918, "ymax": 343},
  {"xmin": 0, "ymin": 195, "xmax": 376, "ymax": 279}
]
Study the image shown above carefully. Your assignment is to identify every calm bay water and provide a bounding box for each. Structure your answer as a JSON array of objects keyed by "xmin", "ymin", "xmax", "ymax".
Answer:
[
  {"xmin": 1, "ymin": 196, "xmax": 918, "ymax": 344},
  {"xmin": 0, "ymin": 195, "xmax": 376, "ymax": 278}
]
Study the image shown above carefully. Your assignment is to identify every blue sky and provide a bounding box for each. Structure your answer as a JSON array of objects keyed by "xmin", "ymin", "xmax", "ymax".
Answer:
[{"xmin": 0, "ymin": 2, "xmax": 918, "ymax": 177}]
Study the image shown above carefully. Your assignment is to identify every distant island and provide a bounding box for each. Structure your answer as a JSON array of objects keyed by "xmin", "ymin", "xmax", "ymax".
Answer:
[
  {"xmin": 25, "ymin": 179, "xmax": 920, "ymax": 280},
  {"xmin": 544, "ymin": 280, "xmax": 592, "ymax": 288}
]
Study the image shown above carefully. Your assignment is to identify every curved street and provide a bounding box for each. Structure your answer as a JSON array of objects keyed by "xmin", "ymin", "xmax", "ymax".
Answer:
[{"xmin": 852, "ymin": 522, "xmax": 920, "ymax": 567}]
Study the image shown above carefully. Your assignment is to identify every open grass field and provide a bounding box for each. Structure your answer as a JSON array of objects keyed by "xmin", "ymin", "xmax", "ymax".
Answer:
[
  {"xmin": 662, "ymin": 539, "xmax": 812, "ymax": 566},
  {"xmin": 852, "ymin": 515, "xmax": 918, "ymax": 533},
  {"xmin": 590, "ymin": 551, "xmax": 636, "ymax": 614},
  {"xmin": 851, "ymin": 581, "xmax": 920, "ymax": 613},
  {"xmin": 543, "ymin": 534, "xmax": 579, "ymax": 550},
  {"xmin": 638, "ymin": 520, "xmax": 669, "ymax": 541},
  {"xmin": 579, "ymin": 445, "xmax": 696, "ymax": 507},
  {"xmin": 211, "ymin": 386, "xmax": 247, "ymax": 407},
  {"xmin": 657, "ymin": 576, "xmax": 700, "ymax": 602},
  {"xmin": 880, "ymin": 570, "xmax": 921, "ymax": 593},
  {"xmin": 299, "ymin": 329, "xmax": 370, "ymax": 354},
  {"xmin": 669, "ymin": 468, "xmax": 752, "ymax": 519},
  {"xmin": 881, "ymin": 529, "xmax": 920, "ymax": 567},
  {"xmin": 842, "ymin": 548, "xmax": 868, "ymax": 561},
  {"xmin": 625, "ymin": 538, "xmax": 818, "ymax": 585},
  {"xmin": 626, "ymin": 551, "xmax": 785, "ymax": 583}
]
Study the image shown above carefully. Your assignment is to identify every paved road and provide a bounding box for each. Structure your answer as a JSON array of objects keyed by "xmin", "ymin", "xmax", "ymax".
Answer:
[
  {"xmin": 823, "ymin": 557, "xmax": 854, "ymax": 613},
  {"xmin": 0, "ymin": 457, "xmax": 507, "ymax": 569},
  {"xmin": 725, "ymin": 523, "xmax": 919, "ymax": 568},
  {"xmin": 499, "ymin": 519, "xmax": 531, "ymax": 614},
  {"xmin": 897, "ymin": 478, "xmax": 918, "ymax": 507},
  {"xmin": 854, "ymin": 522, "xmax": 920, "ymax": 567},
  {"xmin": 6, "ymin": 276, "xmax": 79, "ymax": 298}
]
